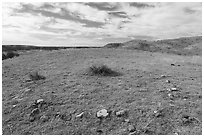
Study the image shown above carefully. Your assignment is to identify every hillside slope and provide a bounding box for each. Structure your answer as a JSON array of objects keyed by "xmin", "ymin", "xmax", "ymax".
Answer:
[{"xmin": 104, "ymin": 36, "xmax": 202, "ymax": 55}]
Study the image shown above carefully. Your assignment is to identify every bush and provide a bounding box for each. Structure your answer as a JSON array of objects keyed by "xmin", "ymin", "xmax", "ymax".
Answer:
[
  {"xmin": 29, "ymin": 71, "xmax": 46, "ymax": 81},
  {"xmin": 2, "ymin": 51, "xmax": 19, "ymax": 60},
  {"xmin": 87, "ymin": 64, "xmax": 121, "ymax": 76}
]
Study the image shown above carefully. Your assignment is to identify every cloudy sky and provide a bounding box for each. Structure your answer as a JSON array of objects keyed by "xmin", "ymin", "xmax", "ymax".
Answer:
[{"xmin": 2, "ymin": 2, "xmax": 202, "ymax": 46}]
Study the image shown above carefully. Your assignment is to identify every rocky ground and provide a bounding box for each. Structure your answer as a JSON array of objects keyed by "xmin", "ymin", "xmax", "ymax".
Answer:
[{"xmin": 2, "ymin": 48, "xmax": 202, "ymax": 135}]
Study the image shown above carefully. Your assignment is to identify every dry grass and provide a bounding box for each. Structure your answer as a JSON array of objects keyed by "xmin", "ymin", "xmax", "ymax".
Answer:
[
  {"xmin": 29, "ymin": 71, "xmax": 46, "ymax": 81},
  {"xmin": 87, "ymin": 64, "xmax": 121, "ymax": 76},
  {"xmin": 2, "ymin": 48, "xmax": 202, "ymax": 135}
]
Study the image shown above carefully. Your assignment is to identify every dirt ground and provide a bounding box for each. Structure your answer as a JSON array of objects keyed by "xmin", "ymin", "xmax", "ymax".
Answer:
[{"xmin": 2, "ymin": 48, "xmax": 202, "ymax": 135}]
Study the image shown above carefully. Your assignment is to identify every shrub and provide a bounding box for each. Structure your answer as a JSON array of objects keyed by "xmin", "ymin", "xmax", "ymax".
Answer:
[
  {"xmin": 2, "ymin": 51, "xmax": 19, "ymax": 60},
  {"xmin": 87, "ymin": 64, "xmax": 121, "ymax": 76},
  {"xmin": 29, "ymin": 71, "xmax": 46, "ymax": 81}
]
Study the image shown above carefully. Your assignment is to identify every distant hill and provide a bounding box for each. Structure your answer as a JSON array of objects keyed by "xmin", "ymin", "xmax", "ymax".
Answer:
[{"xmin": 104, "ymin": 36, "xmax": 202, "ymax": 55}]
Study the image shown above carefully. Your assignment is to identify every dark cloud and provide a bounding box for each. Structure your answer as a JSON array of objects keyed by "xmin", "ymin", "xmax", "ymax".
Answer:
[
  {"xmin": 15, "ymin": 3, "xmax": 105, "ymax": 28},
  {"xmin": 129, "ymin": 2, "xmax": 155, "ymax": 8},
  {"xmin": 108, "ymin": 11, "xmax": 129, "ymax": 18},
  {"xmin": 85, "ymin": 2, "xmax": 119, "ymax": 11}
]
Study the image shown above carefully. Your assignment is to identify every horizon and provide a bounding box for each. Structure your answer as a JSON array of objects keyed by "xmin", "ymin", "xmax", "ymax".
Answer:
[{"xmin": 2, "ymin": 2, "xmax": 202, "ymax": 46}]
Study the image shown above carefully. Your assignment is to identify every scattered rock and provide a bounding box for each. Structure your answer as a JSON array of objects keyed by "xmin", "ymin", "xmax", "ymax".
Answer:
[
  {"xmin": 116, "ymin": 110, "xmax": 127, "ymax": 117},
  {"xmin": 128, "ymin": 125, "xmax": 135, "ymax": 132},
  {"xmin": 76, "ymin": 112, "xmax": 84, "ymax": 118},
  {"xmin": 40, "ymin": 115, "xmax": 49, "ymax": 122},
  {"xmin": 96, "ymin": 109, "xmax": 109, "ymax": 118}
]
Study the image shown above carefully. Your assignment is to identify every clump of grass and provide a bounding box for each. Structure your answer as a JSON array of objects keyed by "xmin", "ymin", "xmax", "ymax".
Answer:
[
  {"xmin": 87, "ymin": 64, "xmax": 121, "ymax": 77},
  {"xmin": 29, "ymin": 71, "xmax": 46, "ymax": 81},
  {"xmin": 2, "ymin": 51, "xmax": 19, "ymax": 60}
]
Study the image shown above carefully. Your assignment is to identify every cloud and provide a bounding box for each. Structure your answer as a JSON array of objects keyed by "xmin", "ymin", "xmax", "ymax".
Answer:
[{"xmin": 2, "ymin": 2, "xmax": 202, "ymax": 46}]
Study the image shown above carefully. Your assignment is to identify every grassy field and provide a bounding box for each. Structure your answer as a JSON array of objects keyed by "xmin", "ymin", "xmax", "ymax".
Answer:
[{"xmin": 2, "ymin": 48, "xmax": 202, "ymax": 135}]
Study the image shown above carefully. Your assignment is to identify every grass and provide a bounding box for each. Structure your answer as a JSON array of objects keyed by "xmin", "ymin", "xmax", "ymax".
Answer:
[
  {"xmin": 87, "ymin": 64, "xmax": 121, "ymax": 76},
  {"xmin": 29, "ymin": 71, "xmax": 46, "ymax": 81},
  {"xmin": 2, "ymin": 48, "xmax": 202, "ymax": 135}
]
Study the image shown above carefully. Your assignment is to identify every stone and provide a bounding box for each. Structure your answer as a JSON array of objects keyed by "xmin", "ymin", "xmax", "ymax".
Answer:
[
  {"xmin": 116, "ymin": 110, "xmax": 127, "ymax": 117},
  {"xmin": 128, "ymin": 125, "xmax": 135, "ymax": 132},
  {"xmin": 171, "ymin": 88, "xmax": 178, "ymax": 91},
  {"xmin": 166, "ymin": 80, "xmax": 170, "ymax": 83},
  {"xmin": 124, "ymin": 119, "xmax": 130, "ymax": 123},
  {"xmin": 40, "ymin": 115, "xmax": 49, "ymax": 122},
  {"xmin": 29, "ymin": 116, "xmax": 35, "ymax": 122},
  {"xmin": 36, "ymin": 99, "xmax": 44, "ymax": 104},
  {"xmin": 30, "ymin": 108, "xmax": 40, "ymax": 116},
  {"xmin": 76, "ymin": 112, "xmax": 84, "ymax": 118},
  {"xmin": 24, "ymin": 88, "xmax": 32, "ymax": 92},
  {"xmin": 161, "ymin": 75, "xmax": 166, "ymax": 78},
  {"xmin": 96, "ymin": 109, "xmax": 109, "ymax": 118}
]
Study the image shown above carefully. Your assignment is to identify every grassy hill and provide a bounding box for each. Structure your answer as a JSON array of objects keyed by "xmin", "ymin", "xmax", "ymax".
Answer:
[{"xmin": 104, "ymin": 36, "xmax": 202, "ymax": 55}]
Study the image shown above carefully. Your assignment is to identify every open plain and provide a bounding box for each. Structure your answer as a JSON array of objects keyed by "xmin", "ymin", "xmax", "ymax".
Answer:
[{"xmin": 2, "ymin": 48, "xmax": 202, "ymax": 135}]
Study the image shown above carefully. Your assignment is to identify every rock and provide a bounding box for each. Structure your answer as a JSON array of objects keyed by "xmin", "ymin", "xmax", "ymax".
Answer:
[
  {"xmin": 24, "ymin": 88, "xmax": 32, "ymax": 92},
  {"xmin": 76, "ymin": 112, "xmax": 84, "ymax": 118},
  {"xmin": 129, "ymin": 131, "xmax": 137, "ymax": 135},
  {"xmin": 29, "ymin": 116, "xmax": 35, "ymax": 122},
  {"xmin": 36, "ymin": 99, "xmax": 44, "ymax": 104},
  {"xmin": 124, "ymin": 119, "xmax": 130, "ymax": 123},
  {"xmin": 30, "ymin": 108, "xmax": 40, "ymax": 116},
  {"xmin": 40, "ymin": 115, "xmax": 49, "ymax": 122},
  {"xmin": 166, "ymin": 80, "xmax": 170, "ymax": 83},
  {"xmin": 161, "ymin": 75, "xmax": 166, "ymax": 78},
  {"xmin": 96, "ymin": 109, "xmax": 109, "ymax": 118},
  {"xmin": 171, "ymin": 88, "xmax": 178, "ymax": 91},
  {"xmin": 116, "ymin": 110, "xmax": 127, "ymax": 117},
  {"xmin": 128, "ymin": 125, "xmax": 135, "ymax": 132}
]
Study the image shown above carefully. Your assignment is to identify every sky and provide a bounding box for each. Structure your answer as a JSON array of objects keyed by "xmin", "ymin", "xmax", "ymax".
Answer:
[{"xmin": 2, "ymin": 2, "xmax": 202, "ymax": 46}]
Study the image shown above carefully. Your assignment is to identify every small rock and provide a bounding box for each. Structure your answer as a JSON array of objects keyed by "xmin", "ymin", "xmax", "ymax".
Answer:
[
  {"xmin": 40, "ymin": 115, "xmax": 49, "ymax": 122},
  {"xmin": 29, "ymin": 116, "xmax": 35, "ymax": 122},
  {"xmin": 96, "ymin": 129, "xmax": 103, "ymax": 134},
  {"xmin": 12, "ymin": 105, "xmax": 17, "ymax": 108},
  {"xmin": 36, "ymin": 99, "xmax": 44, "ymax": 104},
  {"xmin": 153, "ymin": 110, "xmax": 157, "ymax": 113},
  {"xmin": 171, "ymin": 88, "xmax": 178, "ymax": 91},
  {"xmin": 24, "ymin": 88, "xmax": 32, "ymax": 92},
  {"xmin": 171, "ymin": 63, "xmax": 175, "ymax": 66},
  {"xmin": 129, "ymin": 131, "xmax": 137, "ymax": 135},
  {"xmin": 30, "ymin": 108, "xmax": 40, "ymax": 116},
  {"xmin": 161, "ymin": 75, "xmax": 166, "ymax": 78},
  {"xmin": 128, "ymin": 125, "xmax": 135, "ymax": 132},
  {"xmin": 96, "ymin": 109, "xmax": 109, "ymax": 118},
  {"xmin": 166, "ymin": 80, "xmax": 170, "ymax": 83},
  {"xmin": 124, "ymin": 119, "xmax": 130, "ymax": 123},
  {"xmin": 116, "ymin": 110, "xmax": 127, "ymax": 117},
  {"xmin": 76, "ymin": 112, "xmax": 84, "ymax": 118}
]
